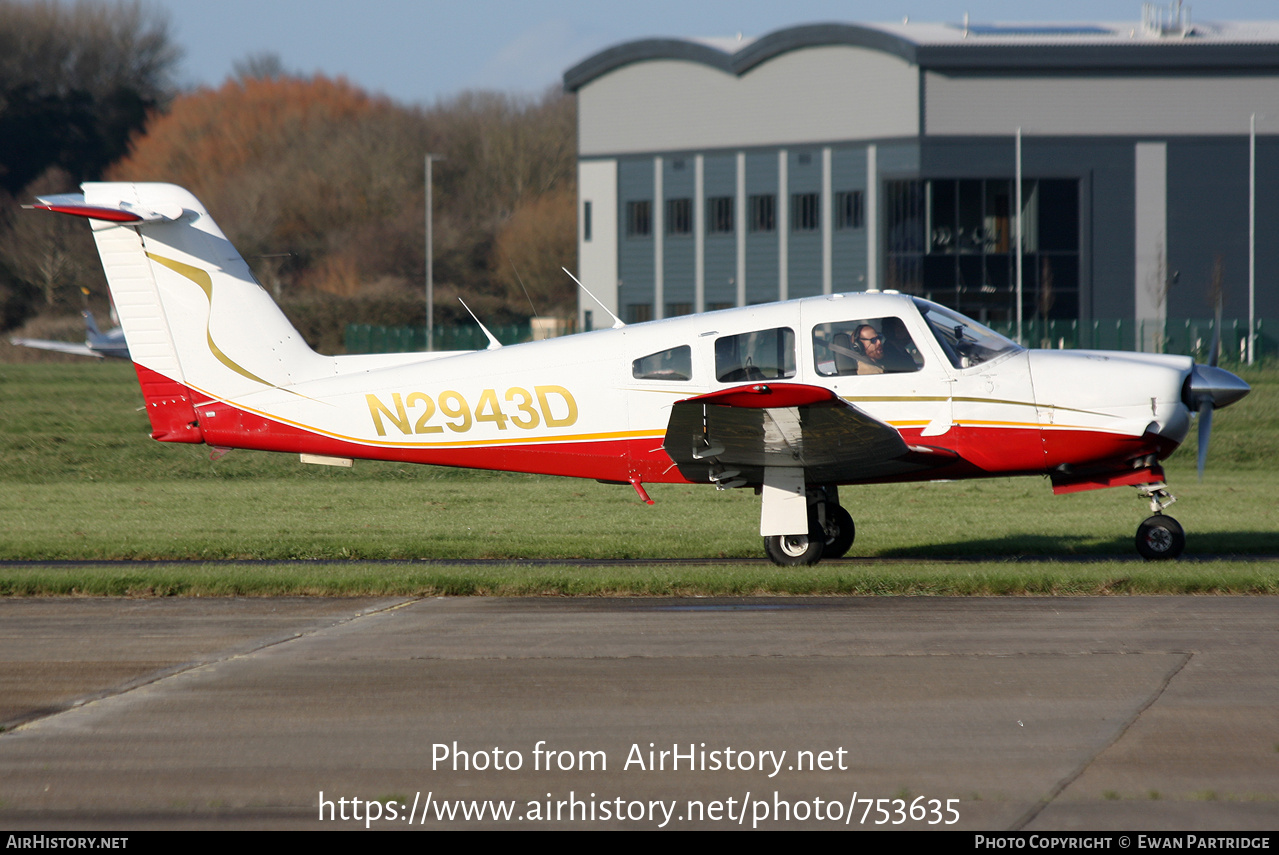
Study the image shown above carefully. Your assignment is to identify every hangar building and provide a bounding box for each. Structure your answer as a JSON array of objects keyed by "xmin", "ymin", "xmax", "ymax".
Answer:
[{"xmin": 564, "ymin": 8, "xmax": 1279, "ymax": 352}]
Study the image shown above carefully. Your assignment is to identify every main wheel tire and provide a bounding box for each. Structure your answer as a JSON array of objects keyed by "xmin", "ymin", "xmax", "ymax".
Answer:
[
  {"xmin": 1135, "ymin": 515, "xmax": 1185, "ymax": 560},
  {"xmin": 765, "ymin": 533, "xmax": 824, "ymax": 567},
  {"xmin": 822, "ymin": 506, "xmax": 856, "ymax": 559}
]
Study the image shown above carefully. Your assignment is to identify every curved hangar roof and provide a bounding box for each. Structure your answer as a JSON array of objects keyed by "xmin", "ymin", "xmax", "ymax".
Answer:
[{"xmin": 564, "ymin": 19, "xmax": 1279, "ymax": 91}]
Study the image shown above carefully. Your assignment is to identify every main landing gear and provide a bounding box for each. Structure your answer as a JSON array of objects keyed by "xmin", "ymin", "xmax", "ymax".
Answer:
[
  {"xmin": 1134, "ymin": 483, "xmax": 1185, "ymax": 560},
  {"xmin": 763, "ymin": 487, "xmax": 855, "ymax": 567}
]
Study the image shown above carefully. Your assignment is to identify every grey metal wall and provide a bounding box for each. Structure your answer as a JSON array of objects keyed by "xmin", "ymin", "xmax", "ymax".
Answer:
[
  {"xmin": 703, "ymin": 154, "xmax": 737, "ymax": 307},
  {"xmin": 924, "ymin": 72, "xmax": 1279, "ymax": 138},
  {"xmin": 743, "ymin": 151, "xmax": 780, "ymax": 304},
  {"xmin": 1166, "ymin": 138, "xmax": 1276, "ymax": 323},
  {"xmin": 578, "ymin": 47, "xmax": 920, "ymax": 157},
  {"xmin": 787, "ymin": 149, "xmax": 823, "ymax": 298},
  {"xmin": 618, "ymin": 158, "xmax": 654, "ymax": 317},
  {"xmin": 662, "ymin": 157, "xmax": 695, "ymax": 311},
  {"xmin": 831, "ymin": 147, "xmax": 869, "ymax": 292}
]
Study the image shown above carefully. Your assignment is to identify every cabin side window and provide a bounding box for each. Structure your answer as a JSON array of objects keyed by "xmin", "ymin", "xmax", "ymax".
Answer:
[
  {"xmin": 632, "ymin": 345, "xmax": 692, "ymax": 381},
  {"xmin": 812, "ymin": 317, "xmax": 924, "ymax": 377},
  {"xmin": 715, "ymin": 327, "xmax": 795, "ymax": 382}
]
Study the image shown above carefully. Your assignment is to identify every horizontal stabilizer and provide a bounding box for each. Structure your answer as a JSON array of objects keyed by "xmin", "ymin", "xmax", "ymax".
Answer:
[
  {"xmin": 9, "ymin": 338, "xmax": 103, "ymax": 358},
  {"xmin": 31, "ymin": 193, "xmax": 183, "ymax": 225}
]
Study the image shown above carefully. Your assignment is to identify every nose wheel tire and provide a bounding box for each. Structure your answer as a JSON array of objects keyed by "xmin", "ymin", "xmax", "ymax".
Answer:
[{"xmin": 1135, "ymin": 515, "xmax": 1185, "ymax": 560}]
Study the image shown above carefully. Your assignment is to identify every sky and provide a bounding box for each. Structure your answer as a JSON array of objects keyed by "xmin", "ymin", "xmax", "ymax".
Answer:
[{"xmin": 145, "ymin": 0, "xmax": 1279, "ymax": 106}]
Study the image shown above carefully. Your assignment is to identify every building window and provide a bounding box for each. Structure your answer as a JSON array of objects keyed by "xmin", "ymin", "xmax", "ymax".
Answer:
[
  {"xmin": 791, "ymin": 192, "xmax": 819, "ymax": 232},
  {"xmin": 883, "ymin": 178, "xmax": 1080, "ymax": 324},
  {"xmin": 626, "ymin": 201, "xmax": 651, "ymax": 237},
  {"xmin": 626, "ymin": 303, "xmax": 653, "ymax": 323},
  {"xmin": 706, "ymin": 196, "xmax": 734, "ymax": 234},
  {"xmin": 666, "ymin": 198, "xmax": 692, "ymax": 235},
  {"xmin": 583, "ymin": 200, "xmax": 592, "ymax": 242},
  {"xmin": 748, "ymin": 194, "xmax": 775, "ymax": 233},
  {"xmin": 835, "ymin": 190, "xmax": 863, "ymax": 229},
  {"xmin": 665, "ymin": 302, "xmax": 693, "ymax": 317}
]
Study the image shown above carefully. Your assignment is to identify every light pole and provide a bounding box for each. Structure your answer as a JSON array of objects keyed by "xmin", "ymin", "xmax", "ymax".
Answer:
[
  {"xmin": 1015, "ymin": 126, "xmax": 1023, "ymax": 344},
  {"xmin": 425, "ymin": 153, "xmax": 443, "ymax": 351},
  {"xmin": 1249, "ymin": 114, "xmax": 1257, "ymax": 365}
]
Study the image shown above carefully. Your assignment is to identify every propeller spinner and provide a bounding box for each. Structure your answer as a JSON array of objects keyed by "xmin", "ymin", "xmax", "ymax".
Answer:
[{"xmin": 1183, "ymin": 304, "xmax": 1251, "ymax": 478}]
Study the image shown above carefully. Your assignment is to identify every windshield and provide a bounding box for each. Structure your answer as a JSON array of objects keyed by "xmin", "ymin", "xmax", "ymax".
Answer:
[{"xmin": 912, "ymin": 298, "xmax": 1022, "ymax": 369}]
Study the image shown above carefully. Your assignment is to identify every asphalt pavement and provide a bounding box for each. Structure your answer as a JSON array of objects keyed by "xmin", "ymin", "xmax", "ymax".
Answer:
[{"xmin": 0, "ymin": 596, "xmax": 1275, "ymax": 830}]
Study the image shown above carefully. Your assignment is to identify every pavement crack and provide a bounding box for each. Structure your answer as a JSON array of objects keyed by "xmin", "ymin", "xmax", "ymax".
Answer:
[
  {"xmin": 1, "ymin": 597, "xmax": 417, "ymax": 733},
  {"xmin": 1008, "ymin": 650, "xmax": 1194, "ymax": 830}
]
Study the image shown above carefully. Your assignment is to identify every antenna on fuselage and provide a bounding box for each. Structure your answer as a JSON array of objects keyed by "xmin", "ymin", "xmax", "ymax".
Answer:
[
  {"xmin": 458, "ymin": 298, "xmax": 502, "ymax": 349},
  {"xmin": 562, "ymin": 267, "xmax": 624, "ymax": 328}
]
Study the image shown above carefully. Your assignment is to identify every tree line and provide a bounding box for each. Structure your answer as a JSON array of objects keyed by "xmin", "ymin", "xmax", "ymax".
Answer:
[{"xmin": 0, "ymin": 0, "xmax": 578, "ymax": 349}]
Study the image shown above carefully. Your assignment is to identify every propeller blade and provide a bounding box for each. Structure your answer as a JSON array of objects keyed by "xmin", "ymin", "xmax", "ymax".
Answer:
[
  {"xmin": 1184, "ymin": 362, "xmax": 1248, "ymax": 481},
  {"xmin": 1196, "ymin": 400, "xmax": 1214, "ymax": 481}
]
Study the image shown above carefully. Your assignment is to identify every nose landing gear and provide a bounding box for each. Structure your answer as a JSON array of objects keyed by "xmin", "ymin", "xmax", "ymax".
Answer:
[{"xmin": 1134, "ymin": 484, "xmax": 1184, "ymax": 560}]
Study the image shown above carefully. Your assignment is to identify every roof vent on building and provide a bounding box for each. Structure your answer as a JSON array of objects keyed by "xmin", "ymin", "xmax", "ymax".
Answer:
[{"xmin": 1141, "ymin": 0, "xmax": 1195, "ymax": 37}]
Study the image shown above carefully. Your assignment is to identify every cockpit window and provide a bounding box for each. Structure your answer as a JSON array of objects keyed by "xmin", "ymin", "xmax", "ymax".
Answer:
[
  {"xmin": 813, "ymin": 317, "xmax": 924, "ymax": 376},
  {"xmin": 632, "ymin": 345, "xmax": 692, "ymax": 381},
  {"xmin": 715, "ymin": 327, "xmax": 795, "ymax": 382},
  {"xmin": 913, "ymin": 298, "xmax": 1022, "ymax": 369}
]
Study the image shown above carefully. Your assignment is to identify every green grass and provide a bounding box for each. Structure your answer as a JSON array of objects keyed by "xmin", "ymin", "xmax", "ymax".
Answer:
[
  {"xmin": 1, "ymin": 470, "xmax": 1275, "ymax": 561},
  {"xmin": 1, "ymin": 559, "xmax": 1275, "ymax": 597},
  {"xmin": 1, "ymin": 361, "xmax": 1276, "ymax": 595}
]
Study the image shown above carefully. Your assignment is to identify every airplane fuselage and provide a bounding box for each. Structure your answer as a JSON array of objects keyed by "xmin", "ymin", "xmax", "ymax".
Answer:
[{"xmin": 151, "ymin": 292, "xmax": 1193, "ymax": 494}]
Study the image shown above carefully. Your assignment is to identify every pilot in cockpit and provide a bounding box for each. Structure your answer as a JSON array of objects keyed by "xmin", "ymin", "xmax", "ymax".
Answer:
[{"xmin": 825, "ymin": 318, "xmax": 922, "ymax": 376}]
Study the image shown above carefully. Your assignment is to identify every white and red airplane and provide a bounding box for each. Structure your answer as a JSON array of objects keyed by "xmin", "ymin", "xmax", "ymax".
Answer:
[
  {"xmin": 31, "ymin": 183, "xmax": 1250, "ymax": 565},
  {"xmin": 11, "ymin": 309, "xmax": 129, "ymax": 360}
]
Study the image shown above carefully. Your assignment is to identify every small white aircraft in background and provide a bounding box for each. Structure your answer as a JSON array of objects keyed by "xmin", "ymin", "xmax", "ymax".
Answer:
[
  {"xmin": 11, "ymin": 309, "xmax": 130, "ymax": 360},
  {"xmin": 31, "ymin": 183, "xmax": 1249, "ymax": 565}
]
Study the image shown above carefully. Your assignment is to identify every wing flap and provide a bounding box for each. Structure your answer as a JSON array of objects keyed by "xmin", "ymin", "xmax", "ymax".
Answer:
[{"xmin": 662, "ymin": 383, "xmax": 947, "ymax": 485}]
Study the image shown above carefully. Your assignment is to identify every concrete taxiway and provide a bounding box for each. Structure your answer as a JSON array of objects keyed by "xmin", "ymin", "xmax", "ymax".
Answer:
[{"xmin": 0, "ymin": 596, "xmax": 1275, "ymax": 830}]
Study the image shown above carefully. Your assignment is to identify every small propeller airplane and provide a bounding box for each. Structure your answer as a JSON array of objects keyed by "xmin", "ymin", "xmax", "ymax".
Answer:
[
  {"xmin": 11, "ymin": 309, "xmax": 130, "ymax": 360},
  {"xmin": 30, "ymin": 183, "xmax": 1250, "ymax": 565}
]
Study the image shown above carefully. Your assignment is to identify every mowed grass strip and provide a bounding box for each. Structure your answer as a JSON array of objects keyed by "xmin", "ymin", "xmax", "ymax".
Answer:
[{"xmin": 2, "ymin": 559, "xmax": 1276, "ymax": 597}]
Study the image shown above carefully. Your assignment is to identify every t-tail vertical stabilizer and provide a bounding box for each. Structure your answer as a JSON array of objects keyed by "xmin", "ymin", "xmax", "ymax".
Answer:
[{"xmin": 34, "ymin": 182, "xmax": 326, "ymax": 443}]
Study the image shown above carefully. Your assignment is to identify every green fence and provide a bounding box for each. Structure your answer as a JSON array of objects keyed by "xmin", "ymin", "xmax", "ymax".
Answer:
[
  {"xmin": 989, "ymin": 318, "xmax": 1271, "ymax": 363},
  {"xmin": 345, "ymin": 323, "xmax": 532, "ymax": 354}
]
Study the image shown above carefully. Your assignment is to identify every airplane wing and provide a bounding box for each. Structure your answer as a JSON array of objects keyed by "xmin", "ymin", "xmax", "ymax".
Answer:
[
  {"xmin": 662, "ymin": 383, "xmax": 958, "ymax": 486},
  {"xmin": 10, "ymin": 337, "xmax": 105, "ymax": 358}
]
